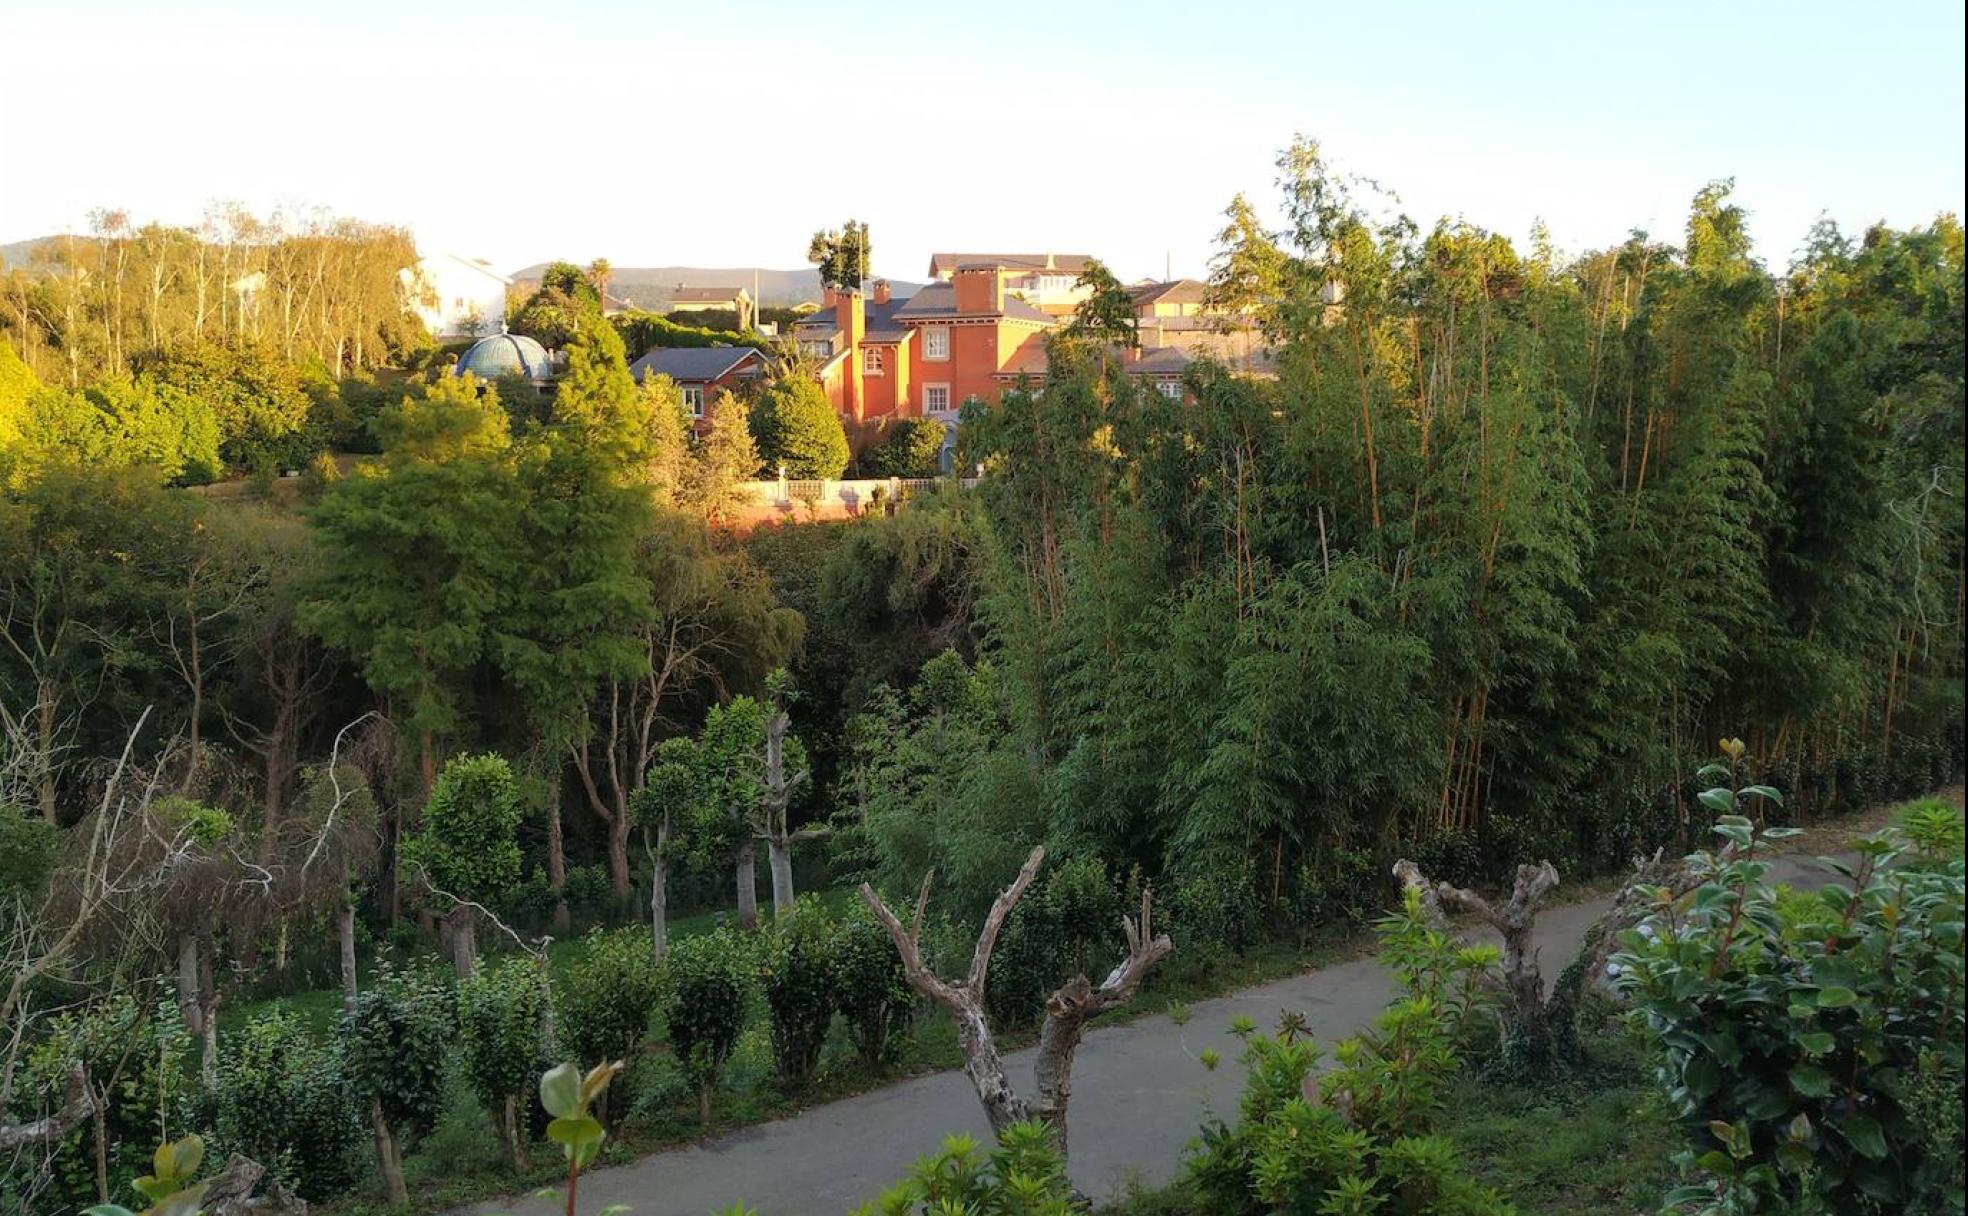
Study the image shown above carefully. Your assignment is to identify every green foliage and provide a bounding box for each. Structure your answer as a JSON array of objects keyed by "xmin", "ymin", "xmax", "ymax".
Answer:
[
  {"xmin": 556, "ymin": 927, "xmax": 661, "ymax": 1069},
  {"xmin": 750, "ymin": 375, "xmax": 849, "ymax": 480},
  {"xmin": 23, "ymin": 993, "xmax": 192, "ymax": 1214},
  {"xmin": 1185, "ymin": 898, "xmax": 1509, "ymax": 1215},
  {"xmin": 208, "ymin": 1009, "xmax": 364, "ymax": 1199},
  {"xmin": 0, "ymin": 804, "xmax": 56, "ymax": 907},
  {"xmin": 1898, "ymin": 796, "xmax": 1965, "ymax": 863},
  {"xmin": 664, "ymin": 927, "xmax": 754, "ymax": 1122},
  {"xmin": 851, "ymin": 1122, "xmax": 1074, "ymax": 1216},
  {"xmin": 457, "ymin": 959, "xmax": 551, "ymax": 1123},
  {"xmin": 760, "ymin": 896, "xmax": 841, "ymax": 1088},
  {"xmin": 81, "ymin": 1133, "xmax": 210, "ymax": 1216},
  {"xmin": 857, "ymin": 417, "xmax": 947, "ymax": 480},
  {"xmin": 339, "ymin": 965, "xmax": 455, "ymax": 1146},
  {"xmin": 1612, "ymin": 817, "xmax": 1966, "ymax": 1213},
  {"xmin": 985, "ymin": 854, "xmax": 1122, "ymax": 1027},
  {"xmin": 834, "ymin": 899, "xmax": 916, "ymax": 1072},
  {"xmin": 403, "ymin": 753, "xmax": 523, "ymax": 904},
  {"xmin": 808, "ymin": 221, "xmax": 872, "ymax": 291},
  {"xmin": 1064, "ymin": 259, "xmax": 1139, "ymax": 351}
]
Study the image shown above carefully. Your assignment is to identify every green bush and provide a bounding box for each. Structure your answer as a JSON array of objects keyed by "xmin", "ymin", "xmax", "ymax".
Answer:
[
  {"xmin": 1612, "ymin": 817, "xmax": 1966, "ymax": 1213},
  {"xmin": 562, "ymin": 864, "xmax": 614, "ymax": 921},
  {"xmin": 986, "ymin": 855, "xmax": 1122, "ymax": 1027},
  {"xmin": 209, "ymin": 1009, "xmax": 364, "ymax": 1199},
  {"xmin": 666, "ymin": 927, "xmax": 754, "ymax": 1124},
  {"xmin": 850, "ymin": 1121, "xmax": 1073, "ymax": 1215},
  {"xmin": 835, "ymin": 900, "xmax": 916, "ymax": 1072},
  {"xmin": 750, "ymin": 376, "xmax": 849, "ymax": 479},
  {"xmin": 340, "ymin": 965, "xmax": 454, "ymax": 1152},
  {"xmin": 760, "ymin": 897, "xmax": 840, "ymax": 1088},
  {"xmin": 0, "ymin": 806, "xmax": 56, "ymax": 908},
  {"xmin": 457, "ymin": 959, "xmax": 551, "ymax": 1168},
  {"xmin": 1185, "ymin": 892, "xmax": 1506, "ymax": 1215},
  {"xmin": 1166, "ymin": 855, "xmax": 1260, "ymax": 959},
  {"xmin": 557, "ymin": 928, "xmax": 661, "ymax": 1074},
  {"xmin": 859, "ymin": 418, "xmax": 947, "ymax": 479}
]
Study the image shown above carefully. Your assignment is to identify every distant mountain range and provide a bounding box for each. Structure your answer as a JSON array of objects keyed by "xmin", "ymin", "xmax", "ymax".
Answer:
[
  {"xmin": 507, "ymin": 264, "xmax": 923, "ymax": 310},
  {"xmin": 1, "ymin": 236, "xmax": 59, "ymax": 269}
]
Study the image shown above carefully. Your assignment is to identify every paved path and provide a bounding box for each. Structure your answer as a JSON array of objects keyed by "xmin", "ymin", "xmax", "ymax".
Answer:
[{"xmin": 481, "ymin": 854, "xmax": 1838, "ymax": 1216}]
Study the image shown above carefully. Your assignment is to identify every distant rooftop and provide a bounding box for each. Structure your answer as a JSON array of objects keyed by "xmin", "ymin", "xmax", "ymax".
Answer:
[
  {"xmin": 628, "ymin": 345, "xmax": 763, "ymax": 382},
  {"xmin": 670, "ymin": 285, "xmax": 750, "ymax": 303},
  {"xmin": 926, "ymin": 252, "xmax": 1095, "ymax": 278}
]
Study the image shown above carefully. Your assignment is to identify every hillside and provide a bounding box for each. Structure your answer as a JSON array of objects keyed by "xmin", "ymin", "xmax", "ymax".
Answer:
[{"xmin": 506, "ymin": 263, "xmax": 924, "ymax": 309}]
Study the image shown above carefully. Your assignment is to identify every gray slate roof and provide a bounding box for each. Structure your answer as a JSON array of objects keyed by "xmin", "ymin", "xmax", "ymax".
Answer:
[
  {"xmin": 893, "ymin": 283, "xmax": 1053, "ymax": 324},
  {"xmin": 628, "ymin": 346, "xmax": 763, "ymax": 382}
]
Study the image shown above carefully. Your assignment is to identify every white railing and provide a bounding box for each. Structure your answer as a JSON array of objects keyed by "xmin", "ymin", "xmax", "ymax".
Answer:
[{"xmin": 743, "ymin": 476, "xmax": 980, "ymax": 510}]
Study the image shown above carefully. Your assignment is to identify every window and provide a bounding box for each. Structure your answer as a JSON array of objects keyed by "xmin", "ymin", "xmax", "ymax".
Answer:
[
  {"xmin": 923, "ymin": 326, "xmax": 950, "ymax": 361},
  {"xmin": 923, "ymin": 383, "xmax": 952, "ymax": 417},
  {"xmin": 1155, "ymin": 380, "xmax": 1183, "ymax": 401},
  {"xmin": 681, "ymin": 386, "xmax": 704, "ymax": 417},
  {"xmin": 800, "ymin": 339, "xmax": 832, "ymax": 358},
  {"xmin": 863, "ymin": 347, "xmax": 884, "ymax": 375}
]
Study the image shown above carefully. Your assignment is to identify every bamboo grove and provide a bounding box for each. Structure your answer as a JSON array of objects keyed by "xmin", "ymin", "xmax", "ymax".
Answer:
[{"xmin": 897, "ymin": 139, "xmax": 1965, "ymax": 911}]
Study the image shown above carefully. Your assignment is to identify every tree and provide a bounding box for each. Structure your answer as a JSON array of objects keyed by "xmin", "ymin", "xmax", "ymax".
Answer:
[
  {"xmin": 1206, "ymin": 192, "xmax": 1287, "ymax": 336},
  {"xmin": 683, "ymin": 389, "xmax": 762, "ymax": 524},
  {"xmin": 300, "ymin": 375, "xmax": 517, "ymax": 787},
  {"xmin": 1064, "ymin": 259, "xmax": 1138, "ymax": 352},
  {"xmin": 631, "ymin": 737, "xmax": 696, "ymax": 960},
  {"xmin": 857, "ymin": 847, "xmax": 1172, "ymax": 1159},
  {"xmin": 340, "ymin": 968, "xmax": 452, "ymax": 1207},
  {"xmin": 859, "ymin": 417, "xmax": 946, "ymax": 479},
  {"xmin": 664, "ymin": 928, "xmax": 753, "ymax": 1125},
  {"xmin": 749, "ymin": 376, "xmax": 849, "ymax": 479},
  {"xmin": 808, "ymin": 221, "xmax": 872, "ymax": 291},
  {"xmin": 402, "ymin": 753, "xmax": 524, "ymax": 979},
  {"xmin": 756, "ymin": 670, "xmax": 819, "ymax": 918}
]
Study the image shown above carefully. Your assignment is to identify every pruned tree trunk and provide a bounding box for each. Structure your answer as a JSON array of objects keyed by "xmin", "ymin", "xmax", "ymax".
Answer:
[
  {"xmin": 369, "ymin": 1098, "xmax": 407, "ymax": 1207},
  {"xmin": 734, "ymin": 842, "xmax": 758, "ymax": 930},
  {"xmin": 199, "ymin": 1152, "xmax": 310, "ymax": 1216},
  {"xmin": 1394, "ymin": 858, "xmax": 1559, "ymax": 1058},
  {"xmin": 448, "ymin": 905, "xmax": 477, "ymax": 980},
  {"xmin": 547, "ymin": 798, "xmax": 570, "ymax": 935},
  {"xmin": 858, "ymin": 847, "xmax": 1172, "ymax": 1160},
  {"xmin": 766, "ymin": 838, "xmax": 794, "ymax": 918},
  {"xmin": 502, "ymin": 1095, "xmax": 525, "ymax": 1174}
]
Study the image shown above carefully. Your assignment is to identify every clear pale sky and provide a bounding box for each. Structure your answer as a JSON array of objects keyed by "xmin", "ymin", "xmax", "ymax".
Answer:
[{"xmin": 2, "ymin": 0, "xmax": 1962, "ymax": 283}]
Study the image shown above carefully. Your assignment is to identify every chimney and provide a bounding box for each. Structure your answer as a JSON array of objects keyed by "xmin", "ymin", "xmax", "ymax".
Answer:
[
  {"xmin": 872, "ymin": 279, "xmax": 891, "ymax": 305},
  {"xmin": 953, "ymin": 266, "xmax": 1002, "ymax": 315},
  {"xmin": 841, "ymin": 288, "xmax": 866, "ymax": 422},
  {"xmin": 1044, "ymin": 252, "xmax": 1056, "ymax": 270}
]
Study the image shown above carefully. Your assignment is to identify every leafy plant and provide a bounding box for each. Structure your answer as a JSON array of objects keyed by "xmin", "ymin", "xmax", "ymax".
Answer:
[
  {"xmin": 556, "ymin": 927, "xmax": 661, "ymax": 1112},
  {"xmin": 1612, "ymin": 816, "xmax": 1966, "ymax": 1213},
  {"xmin": 665, "ymin": 927, "xmax": 754, "ymax": 1125},
  {"xmin": 208, "ymin": 1009, "xmax": 364, "ymax": 1199},
  {"xmin": 82, "ymin": 1134, "xmax": 210, "ymax": 1216},
  {"xmin": 339, "ymin": 965, "xmax": 454, "ymax": 1204},
  {"xmin": 850, "ymin": 1122, "xmax": 1074, "ymax": 1216},
  {"xmin": 834, "ymin": 899, "xmax": 916, "ymax": 1072},
  {"xmin": 760, "ymin": 896, "xmax": 840, "ymax": 1088},
  {"xmin": 537, "ymin": 1060, "xmax": 624, "ymax": 1216},
  {"xmin": 458, "ymin": 959, "xmax": 551, "ymax": 1172}
]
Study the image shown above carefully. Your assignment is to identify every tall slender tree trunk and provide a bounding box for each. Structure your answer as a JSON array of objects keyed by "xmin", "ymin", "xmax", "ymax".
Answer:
[
  {"xmin": 650, "ymin": 852, "xmax": 669, "ymax": 961},
  {"xmin": 734, "ymin": 842, "xmax": 758, "ymax": 930},
  {"xmin": 339, "ymin": 899, "xmax": 359, "ymax": 1008},
  {"xmin": 547, "ymin": 799, "xmax": 570, "ymax": 935},
  {"xmin": 767, "ymin": 838, "xmax": 795, "ymax": 918}
]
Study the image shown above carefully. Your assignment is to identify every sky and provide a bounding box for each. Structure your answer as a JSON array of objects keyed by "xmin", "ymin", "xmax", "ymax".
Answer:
[{"xmin": 1, "ymin": 0, "xmax": 1963, "ymax": 284}]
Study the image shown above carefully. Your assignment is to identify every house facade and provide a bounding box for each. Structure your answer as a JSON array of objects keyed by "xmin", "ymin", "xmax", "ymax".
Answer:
[
  {"xmin": 1129, "ymin": 278, "xmax": 1274, "ymax": 374},
  {"xmin": 794, "ymin": 271, "xmax": 1055, "ymax": 425},
  {"xmin": 925, "ymin": 252, "xmax": 1096, "ymax": 317},
  {"xmin": 628, "ymin": 345, "xmax": 767, "ymax": 432},
  {"xmin": 669, "ymin": 285, "xmax": 755, "ymax": 331},
  {"xmin": 406, "ymin": 254, "xmax": 512, "ymax": 340}
]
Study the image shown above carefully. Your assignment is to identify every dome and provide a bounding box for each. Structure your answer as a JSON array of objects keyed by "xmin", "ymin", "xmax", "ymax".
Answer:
[{"xmin": 455, "ymin": 332, "xmax": 553, "ymax": 383}]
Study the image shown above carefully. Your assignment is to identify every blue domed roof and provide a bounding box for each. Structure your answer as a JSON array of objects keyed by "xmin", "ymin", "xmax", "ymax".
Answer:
[{"xmin": 455, "ymin": 332, "xmax": 553, "ymax": 382}]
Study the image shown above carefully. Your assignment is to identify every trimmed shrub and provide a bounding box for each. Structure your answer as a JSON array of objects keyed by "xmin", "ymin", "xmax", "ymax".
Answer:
[
  {"xmin": 457, "ymin": 958, "xmax": 551, "ymax": 1170},
  {"xmin": 665, "ymin": 927, "xmax": 754, "ymax": 1124},
  {"xmin": 835, "ymin": 900, "xmax": 916, "ymax": 1072},
  {"xmin": 210, "ymin": 1009, "xmax": 364, "ymax": 1199},
  {"xmin": 557, "ymin": 928, "xmax": 661, "ymax": 1071},
  {"xmin": 761, "ymin": 897, "xmax": 840, "ymax": 1088},
  {"xmin": 986, "ymin": 855, "xmax": 1123, "ymax": 1028}
]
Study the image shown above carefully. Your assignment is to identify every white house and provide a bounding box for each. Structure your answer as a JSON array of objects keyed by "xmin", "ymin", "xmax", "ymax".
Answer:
[{"xmin": 404, "ymin": 254, "xmax": 512, "ymax": 340}]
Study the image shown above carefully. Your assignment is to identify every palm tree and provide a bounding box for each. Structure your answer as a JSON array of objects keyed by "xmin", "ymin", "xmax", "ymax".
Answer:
[{"xmin": 588, "ymin": 258, "xmax": 613, "ymax": 311}]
